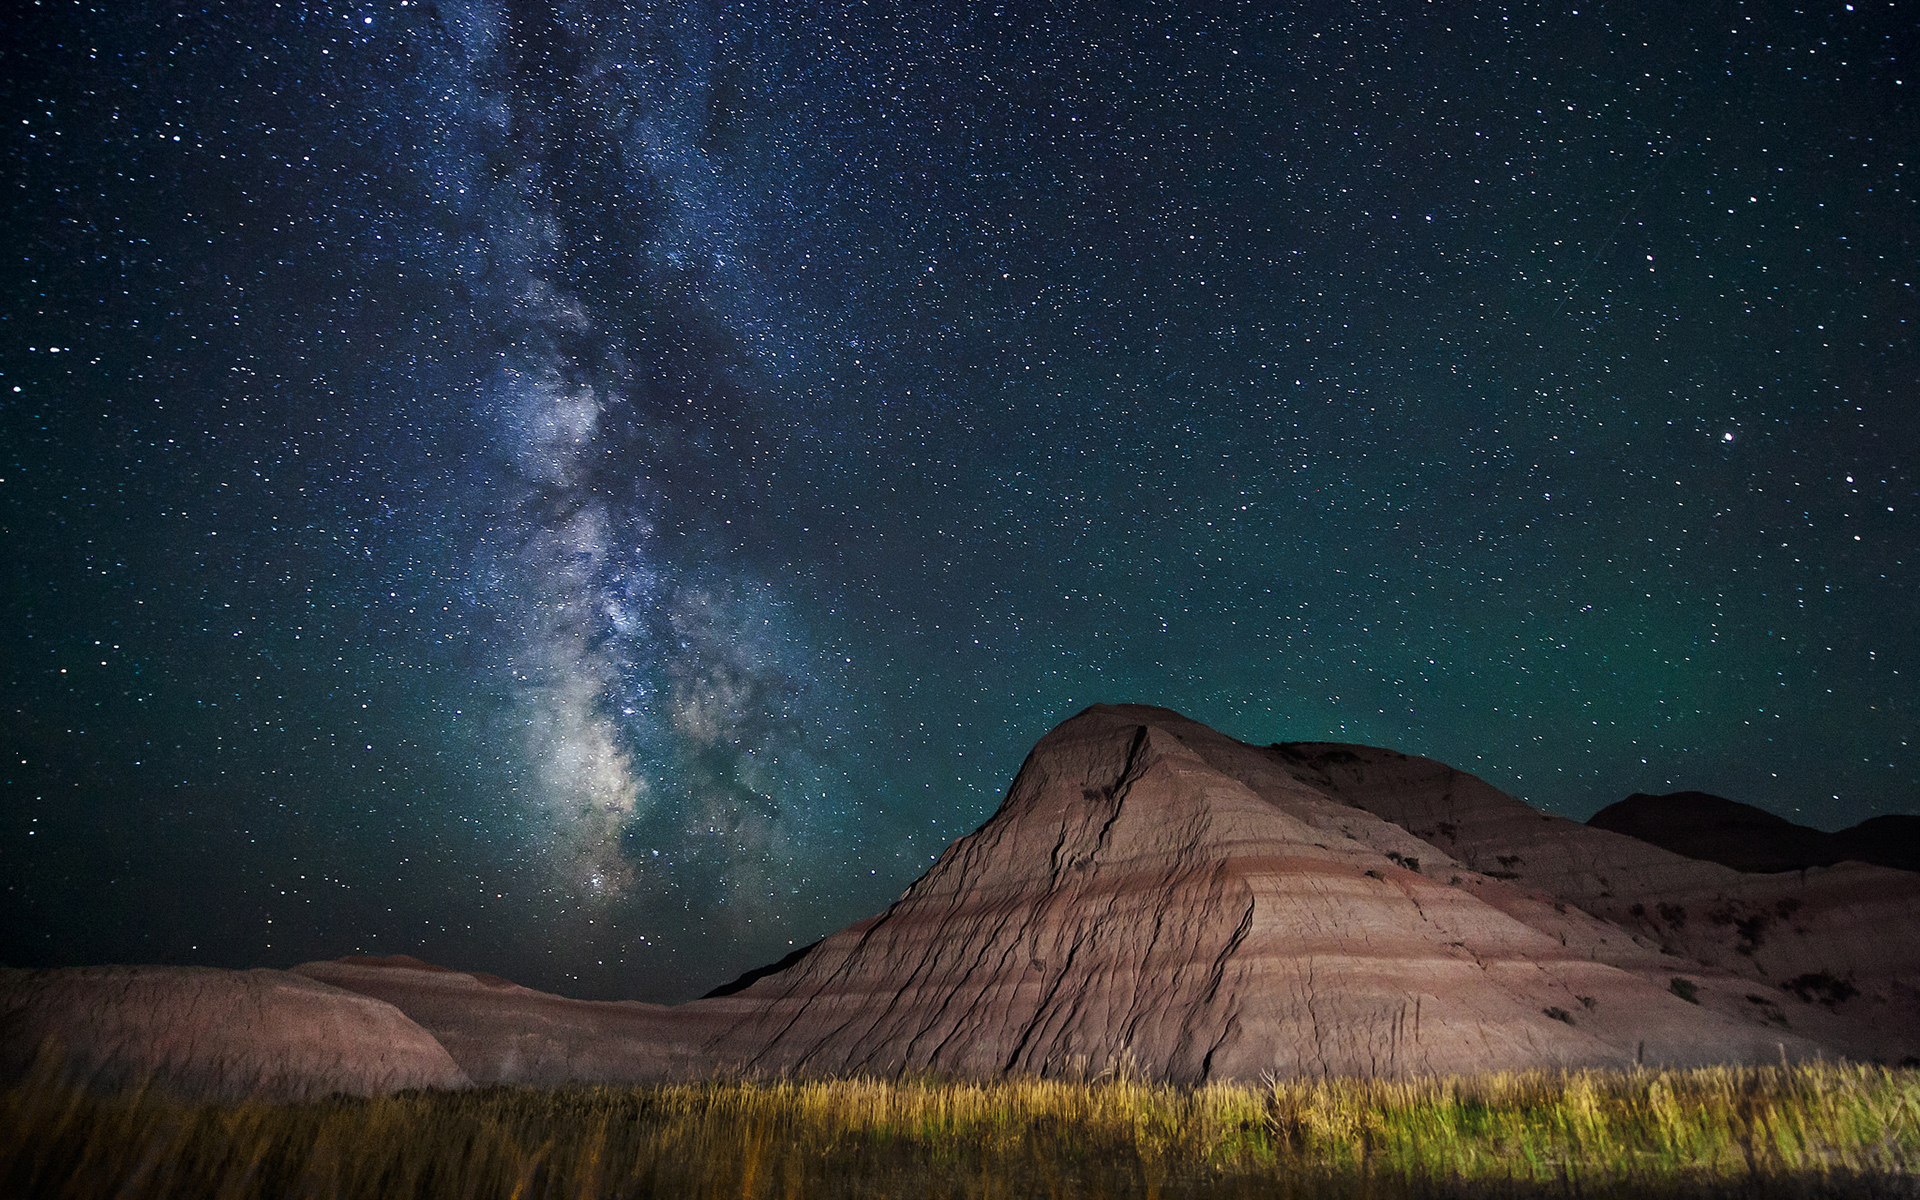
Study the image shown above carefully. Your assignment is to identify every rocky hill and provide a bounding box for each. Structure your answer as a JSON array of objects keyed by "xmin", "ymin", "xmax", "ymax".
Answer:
[
  {"xmin": 8, "ymin": 704, "xmax": 1915, "ymax": 1095},
  {"xmin": 0, "ymin": 965, "xmax": 468, "ymax": 1100},
  {"xmin": 686, "ymin": 706, "xmax": 1876, "ymax": 1080}
]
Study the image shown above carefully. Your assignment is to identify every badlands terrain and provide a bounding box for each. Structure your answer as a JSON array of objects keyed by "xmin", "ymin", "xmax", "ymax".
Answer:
[{"xmin": 6, "ymin": 704, "xmax": 1915, "ymax": 1098}]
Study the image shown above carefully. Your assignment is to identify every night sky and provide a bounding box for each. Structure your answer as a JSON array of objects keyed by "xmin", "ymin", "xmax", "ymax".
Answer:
[{"xmin": 4, "ymin": 0, "xmax": 1914, "ymax": 1003}]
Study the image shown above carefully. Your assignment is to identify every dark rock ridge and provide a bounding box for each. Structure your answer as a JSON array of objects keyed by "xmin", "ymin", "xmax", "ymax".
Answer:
[
  {"xmin": 9, "ymin": 705, "xmax": 1917, "ymax": 1096},
  {"xmin": 702, "ymin": 941, "xmax": 822, "ymax": 998},
  {"xmin": 1839, "ymin": 815, "xmax": 1920, "ymax": 874},
  {"xmin": 1590, "ymin": 791, "xmax": 1920, "ymax": 875}
]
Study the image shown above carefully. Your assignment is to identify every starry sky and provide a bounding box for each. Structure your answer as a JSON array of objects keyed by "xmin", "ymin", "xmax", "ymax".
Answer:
[{"xmin": 3, "ymin": 0, "xmax": 1915, "ymax": 1002}]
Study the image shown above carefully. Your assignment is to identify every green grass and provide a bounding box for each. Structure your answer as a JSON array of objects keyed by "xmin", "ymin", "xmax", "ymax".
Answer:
[{"xmin": 4, "ymin": 1063, "xmax": 1916, "ymax": 1198}]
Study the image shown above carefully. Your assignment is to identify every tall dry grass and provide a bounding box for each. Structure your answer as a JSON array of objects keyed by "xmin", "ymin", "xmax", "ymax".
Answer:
[{"xmin": 3, "ymin": 1062, "xmax": 1915, "ymax": 1198}]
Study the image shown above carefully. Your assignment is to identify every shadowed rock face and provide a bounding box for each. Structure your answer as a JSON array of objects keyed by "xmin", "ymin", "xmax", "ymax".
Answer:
[
  {"xmin": 1590, "ymin": 792, "xmax": 1920, "ymax": 876},
  {"xmin": 0, "ymin": 966, "xmax": 470, "ymax": 1101}
]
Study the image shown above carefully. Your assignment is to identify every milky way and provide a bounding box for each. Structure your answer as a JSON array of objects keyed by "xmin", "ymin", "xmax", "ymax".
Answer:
[
  {"xmin": 4, "ymin": 0, "xmax": 1915, "ymax": 1000},
  {"xmin": 417, "ymin": 1, "xmax": 849, "ymax": 914}
]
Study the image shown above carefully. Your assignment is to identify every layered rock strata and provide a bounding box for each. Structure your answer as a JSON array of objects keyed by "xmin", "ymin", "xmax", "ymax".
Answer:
[
  {"xmin": 1279, "ymin": 739, "xmax": 1920, "ymax": 1064},
  {"xmin": 14, "ymin": 704, "xmax": 1914, "ymax": 1097},
  {"xmin": 292, "ymin": 956, "xmax": 722, "ymax": 1086},
  {"xmin": 688, "ymin": 706, "xmax": 1830, "ymax": 1080},
  {"xmin": 0, "ymin": 965, "xmax": 470, "ymax": 1100}
]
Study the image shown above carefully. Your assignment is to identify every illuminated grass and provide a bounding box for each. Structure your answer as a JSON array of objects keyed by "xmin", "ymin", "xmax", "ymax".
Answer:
[{"xmin": 4, "ymin": 1063, "xmax": 1916, "ymax": 1197}]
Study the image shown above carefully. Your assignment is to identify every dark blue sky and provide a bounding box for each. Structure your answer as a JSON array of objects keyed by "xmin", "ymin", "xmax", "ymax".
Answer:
[{"xmin": 4, "ymin": 0, "xmax": 1914, "ymax": 1002}]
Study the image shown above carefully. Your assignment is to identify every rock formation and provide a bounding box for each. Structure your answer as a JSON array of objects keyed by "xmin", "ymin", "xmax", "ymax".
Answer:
[
  {"xmin": 1283, "ymin": 740, "xmax": 1920, "ymax": 1065},
  {"xmin": 291, "ymin": 956, "xmax": 722, "ymax": 1086},
  {"xmin": 0, "ymin": 965, "xmax": 470, "ymax": 1101},
  {"xmin": 11, "ymin": 704, "xmax": 1916, "ymax": 1097},
  {"xmin": 685, "ymin": 706, "xmax": 1838, "ymax": 1081}
]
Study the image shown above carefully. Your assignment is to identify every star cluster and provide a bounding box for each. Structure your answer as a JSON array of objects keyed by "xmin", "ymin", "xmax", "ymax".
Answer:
[{"xmin": 3, "ymin": 0, "xmax": 1914, "ymax": 1001}]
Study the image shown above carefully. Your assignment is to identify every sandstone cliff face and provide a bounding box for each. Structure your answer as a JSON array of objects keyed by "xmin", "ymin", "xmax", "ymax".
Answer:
[
  {"xmin": 1278, "ymin": 740, "xmax": 1920, "ymax": 1065},
  {"xmin": 687, "ymin": 706, "xmax": 1828, "ymax": 1082},
  {"xmin": 0, "ymin": 965, "xmax": 469, "ymax": 1101}
]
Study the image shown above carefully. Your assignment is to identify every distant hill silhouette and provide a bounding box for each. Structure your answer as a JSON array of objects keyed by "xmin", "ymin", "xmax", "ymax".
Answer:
[{"xmin": 1588, "ymin": 792, "xmax": 1920, "ymax": 875}]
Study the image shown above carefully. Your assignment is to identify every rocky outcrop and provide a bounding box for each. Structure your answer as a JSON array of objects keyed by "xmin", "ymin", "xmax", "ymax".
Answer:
[
  {"xmin": 24, "ymin": 705, "xmax": 1915, "ymax": 1097},
  {"xmin": 291, "ymin": 956, "xmax": 724, "ymax": 1086},
  {"xmin": 1590, "ymin": 791, "xmax": 1920, "ymax": 876},
  {"xmin": 0, "ymin": 965, "xmax": 470, "ymax": 1100},
  {"xmin": 685, "ymin": 706, "xmax": 1831, "ymax": 1081},
  {"xmin": 1282, "ymin": 741, "xmax": 1920, "ymax": 1065}
]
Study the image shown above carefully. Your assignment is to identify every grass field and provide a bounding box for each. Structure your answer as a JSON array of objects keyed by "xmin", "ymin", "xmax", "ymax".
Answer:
[{"xmin": 4, "ymin": 1062, "xmax": 1916, "ymax": 1198}]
